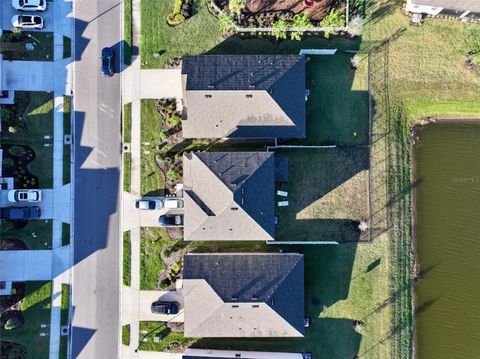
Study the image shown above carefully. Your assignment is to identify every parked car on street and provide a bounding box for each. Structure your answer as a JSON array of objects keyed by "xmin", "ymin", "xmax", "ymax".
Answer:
[
  {"xmin": 8, "ymin": 189, "xmax": 42, "ymax": 203},
  {"xmin": 12, "ymin": 0, "xmax": 47, "ymax": 11},
  {"xmin": 151, "ymin": 301, "xmax": 179, "ymax": 315},
  {"xmin": 101, "ymin": 47, "xmax": 114, "ymax": 77},
  {"xmin": 164, "ymin": 198, "xmax": 184, "ymax": 210},
  {"xmin": 0, "ymin": 206, "xmax": 41, "ymax": 221},
  {"xmin": 158, "ymin": 214, "xmax": 183, "ymax": 227},
  {"xmin": 135, "ymin": 199, "xmax": 162, "ymax": 210},
  {"xmin": 11, "ymin": 14, "xmax": 44, "ymax": 29}
]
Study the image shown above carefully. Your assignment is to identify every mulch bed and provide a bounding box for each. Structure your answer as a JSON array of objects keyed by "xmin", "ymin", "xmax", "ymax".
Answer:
[
  {"xmin": 245, "ymin": 0, "xmax": 334, "ymax": 21},
  {"xmin": 0, "ymin": 144, "xmax": 39, "ymax": 189}
]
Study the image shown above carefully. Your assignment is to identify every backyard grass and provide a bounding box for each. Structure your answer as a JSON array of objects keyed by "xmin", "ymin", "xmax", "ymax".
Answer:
[
  {"xmin": 1, "ymin": 31, "xmax": 54, "ymax": 61},
  {"xmin": 138, "ymin": 322, "xmax": 196, "ymax": 352},
  {"xmin": 1, "ymin": 92, "xmax": 55, "ymax": 188},
  {"xmin": 2, "ymin": 220, "xmax": 53, "ymax": 250},
  {"xmin": 123, "ymin": 231, "xmax": 131, "ymax": 287},
  {"xmin": 62, "ymin": 223, "xmax": 70, "ymax": 247},
  {"xmin": 59, "ymin": 284, "xmax": 70, "ymax": 359},
  {"xmin": 0, "ymin": 281, "xmax": 52, "ymax": 359},
  {"xmin": 63, "ymin": 96, "xmax": 72, "ymax": 185},
  {"xmin": 140, "ymin": 0, "xmax": 223, "ymax": 68},
  {"xmin": 122, "ymin": 324, "xmax": 131, "ymax": 346},
  {"xmin": 63, "ymin": 36, "xmax": 71, "ymax": 59},
  {"xmin": 140, "ymin": 100, "xmax": 166, "ymax": 196},
  {"xmin": 124, "ymin": 0, "xmax": 132, "ymax": 65},
  {"xmin": 275, "ymin": 148, "xmax": 370, "ymax": 242},
  {"xmin": 140, "ymin": 228, "xmax": 178, "ymax": 290}
]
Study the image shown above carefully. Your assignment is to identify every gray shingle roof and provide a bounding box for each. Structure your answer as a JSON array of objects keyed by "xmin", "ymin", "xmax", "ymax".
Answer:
[
  {"xmin": 183, "ymin": 152, "xmax": 275, "ymax": 242},
  {"xmin": 183, "ymin": 253, "xmax": 304, "ymax": 338},
  {"xmin": 412, "ymin": 0, "xmax": 480, "ymax": 12},
  {"xmin": 181, "ymin": 55, "xmax": 306, "ymax": 139}
]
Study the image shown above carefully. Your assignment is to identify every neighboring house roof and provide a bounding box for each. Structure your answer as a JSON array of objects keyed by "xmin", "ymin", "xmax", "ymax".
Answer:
[
  {"xmin": 182, "ymin": 253, "xmax": 305, "ymax": 338},
  {"xmin": 183, "ymin": 152, "xmax": 275, "ymax": 242},
  {"xmin": 181, "ymin": 55, "xmax": 306, "ymax": 139},
  {"xmin": 412, "ymin": 0, "xmax": 480, "ymax": 12}
]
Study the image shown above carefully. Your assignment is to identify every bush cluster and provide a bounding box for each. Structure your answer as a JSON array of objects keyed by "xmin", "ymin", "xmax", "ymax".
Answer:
[{"xmin": 166, "ymin": 0, "xmax": 193, "ymax": 26}]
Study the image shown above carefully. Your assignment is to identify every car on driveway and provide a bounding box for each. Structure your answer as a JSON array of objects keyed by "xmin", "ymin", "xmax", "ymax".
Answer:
[
  {"xmin": 159, "ymin": 214, "xmax": 183, "ymax": 227},
  {"xmin": 164, "ymin": 198, "xmax": 184, "ymax": 210},
  {"xmin": 101, "ymin": 47, "xmax": 114, "ymax": 77},
  {"xmin": 0, "ymin": 206, "xmax": 41, "ymax": 221},
  {"xmin": 8, "ymin": 189, "xmax": 42, "ymax": 203},
  {"xmin": 11, "ymin": 14, "xmax": 44, "ymax": 29},
  {"xmin": 12, "ymin": 0, "xmax": 47, "ymax": 11},
  {"xmin": 135, "ymin": 199, "xmax": 163, "ymax": 210},
  {"xmin": 151, "ymin": 301, "xmax": 179, "ymax": 315}
]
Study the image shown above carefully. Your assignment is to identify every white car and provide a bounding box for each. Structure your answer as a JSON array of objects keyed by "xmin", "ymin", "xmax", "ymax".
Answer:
[
  {"xmin": 12, "ymin": 15, "xmax": 44, "ymax": 29},
  {"xmin": 12, "ymin": 0, "xmax": 47, "ymax": 11},
  {"xmin": 135, "ymin": 199, "xmax": 163, "ymax": 210},
  {"xmin": 8, "ymin": 189, "xmax": 42, "ymax": 203},
  {"xmin": 164, "ymin": 198, "xmax": 184, "ymax": 210}
]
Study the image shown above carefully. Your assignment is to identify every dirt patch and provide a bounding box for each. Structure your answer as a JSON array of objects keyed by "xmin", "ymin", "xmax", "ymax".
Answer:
[
  {"xmin": 245, "ymin": 0, "xmax": 334, "ymax": 21},
  {"xmin": 0, "ymin": 238, "xmax": 28, "ymax": 251}
]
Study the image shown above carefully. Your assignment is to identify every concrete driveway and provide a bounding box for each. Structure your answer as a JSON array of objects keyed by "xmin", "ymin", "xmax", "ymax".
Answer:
[
  {"xmin": 0, "ymin": 185, "xmax": 71, "ymax": 223},
  {"xmin": 139, "ymin": 290, "xmax": 184, "ymax": 322},
  {"xmin": 1, "ymin": 0, "xmax": 72, "ymax": 35}
]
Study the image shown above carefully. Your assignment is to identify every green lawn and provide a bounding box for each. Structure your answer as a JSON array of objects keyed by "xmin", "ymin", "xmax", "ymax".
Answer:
[
  {"xmin": 140, "ymin": 100, "xmax": 166, "ymax": 196},
  {"xmin": 124, "ymin": 103, "xmax": 132, "ymax": 143},
  {"xmin": 59, "ymin": 284, "xmax": 70, "ymax": 359},
  {"xmin": 276, "ymin": 148, "xmax": 370, "ymax": 242},
  {"xmin": 138, "ymin": 322, "xmax": 196, "ymax": 352},
  {"xmin": 124, "ymin": 152, "xmax": 132, "ymax": 192},
  {"xmin": 1, "ymin": 92, "xmax": 54, "ymax": 188},
  {"xmin": 63, "ymin": 96, "xmax": 72, "ymax": 185},
  {"xmin": 62, "ymin": 223, "xmax": 70, "ymax": 247},
  {"xmin": 140, "ymin": 228, "xmax": 178, "ymax": 290},
  {"xmin": 1, "ymin": 31, "xmax": 54, "ymax": 61},
  {"xmin": 122, "ymin": 324, "xmax": 131, "ymax": 346},
  {"xmin": 140, "ymin": 0, "xmax": 223, "ymax": 68},
  {"xmin": 0, "ymin": 281, "xmax": 52, "ymax": 359},
  {"xmin": 2, "ymin": 220, "xmax": 53, "ymax": 250},
  {"xmin": 196, "ymin": 242, "xmax": 391, "ymax": 358},
  {"xmin": 123, "ymin": 231, "xmax": 131, "ymax": 287},
  {"xmin": 124, "ymin": 0, "xmax": 132, "ymax": 65}
]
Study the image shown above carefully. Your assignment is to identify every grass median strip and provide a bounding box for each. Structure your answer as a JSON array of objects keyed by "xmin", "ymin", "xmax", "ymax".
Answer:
[{"xmin": 123, "ymin": 231, "xmax": 131, "ymax": 287}]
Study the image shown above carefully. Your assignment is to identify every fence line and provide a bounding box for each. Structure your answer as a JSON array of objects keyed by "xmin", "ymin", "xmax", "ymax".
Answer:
[{"xmin": 267, "ymin": 241, "xmax": 339, "ymax": 245}]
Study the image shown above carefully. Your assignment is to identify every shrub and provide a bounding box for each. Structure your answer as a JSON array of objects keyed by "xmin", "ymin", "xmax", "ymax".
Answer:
[
  {"xmin": 218, "ymin": 12, "xmax": 236, "ymax": 34},
  {"xmin": 347, "ymin": 15, "xmax": 363, "ymax": 37},
  {"xmin": 160, "ymin": 278, "xmax": 171, "ymax": 289},
  {"xmin": 3, "ymin": 157, "xmax": 14, "ymax": 168},
  {"xmin": 271, "ymin": 19, "xmax": 288, "ymax": 40},
  {"xmin": 171, "ymin": 261, "xmax": 181, "ymax": 274},
  {"xmin": 163, "ymin": 249, "xmax": 172, "ymax": 258},
  {"xmin": 8, "ymin": 145, "xmax": 27, "ymax": 157},
  {"xmin": 229, "ymin": 0, "xmax": 245, "ymax": 15},
  {"xmin": 155, "ymin": 153, "xmax": 167, "ymax": 163},
  {"xmin": 167, "ymin": 168, "xmax": 181, "ymax": 181},
  {"xmin": 167, "ymin": 13, "xmax": 185, "ymax": 26},
  {"xmin": 319, "ymin": 9, "xmax": 345, "ymax": 38},
  {"xmin": 159, "ymin": 130, "xmax": 169, "ymax": 142},
  {"xmin": 166, "ymin": 113, "xmax": 181, "ymax": 128},
  {"xmin": 290, "ymin": 13, "xmax": 312, "ymax": 41},
  {"xmin": 4, "ymin": 317, "xmax": 20, "ymax": 330}
]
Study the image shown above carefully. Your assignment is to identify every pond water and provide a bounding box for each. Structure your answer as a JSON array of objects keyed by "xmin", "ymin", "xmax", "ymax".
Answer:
[{"xmin": 414, "ymin": 121, "xmax": 480, "ymax": 358}]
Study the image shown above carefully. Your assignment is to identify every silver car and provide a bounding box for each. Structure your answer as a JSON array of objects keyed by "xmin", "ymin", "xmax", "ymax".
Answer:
[
  {"xmin": 12, "ymin": 0, "xmax": 47, "ymax": 11},
  {"xmin": 8, "ymin": 189, "xmax": 42, "ymax": 203},
  {"xmin": 12, "ymin": 14, "xmax": 44, "ymax": 29}
]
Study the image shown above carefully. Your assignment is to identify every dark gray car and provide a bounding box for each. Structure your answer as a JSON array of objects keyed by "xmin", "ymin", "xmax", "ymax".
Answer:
[
  {"xmin": 101, "ymin": 47, "xmax": 114, "ymax": 77},
  {"xmin": 1, "ymin": 206, "xmax": 41, "ymax": 221},
  {"xmin": 151, "ymin": 301, "xmax": 179, "ymax": 315}
]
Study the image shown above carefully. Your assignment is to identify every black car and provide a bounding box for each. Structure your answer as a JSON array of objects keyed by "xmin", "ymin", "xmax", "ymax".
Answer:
[
  {"xmin": 158, "ymin": 214, "xmax": 183, "ymax": 227},
  {"xmin": 101, "ymin": 47, "xmax": 114, "ymax": 77},
  {"xmin": 151, "ymin": 301, "xmax": 179, "ymax": 315},
  {"xmin": 0, "ymin": 206, "xmax": 41, "ymax": 221}
]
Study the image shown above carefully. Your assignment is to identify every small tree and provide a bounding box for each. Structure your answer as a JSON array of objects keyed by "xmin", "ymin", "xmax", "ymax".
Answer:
[
  {"xmin": 166, "ymin": 113, "xmax": 181, "ymax": 128},
  {"xmin": 218, "ymin": 12, "xmax": 236, "ymax": 34},
  {"xmin": 228, "ymin": 0, "xmax": 245, "ymax": 15},
  {"xmin": 271, "ymin": 20, "xmax": 288, "ymax": 40},
  {"xmin": 4, "ymin": 317, "xmax": 20, "ymax": 330},
  {"xmin": 167, "ymin": 168, "xmax": 181, "ymax": 181},
  {"xmin": 159, "ymin": 130, "xmax": 169, "ymax": 142},
  {"xmin": 290, "ymin": 13, "xmax": 312, "ymax": 41},
  {"xmin": 319, "ymin": 9, "xmax": 345, "ymax": 39}
]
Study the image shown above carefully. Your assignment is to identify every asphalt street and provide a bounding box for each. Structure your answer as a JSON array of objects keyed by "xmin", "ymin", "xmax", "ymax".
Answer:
[{"xmin": 71, "ymin": 0, "xmax": 122, "ymax": 358}]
